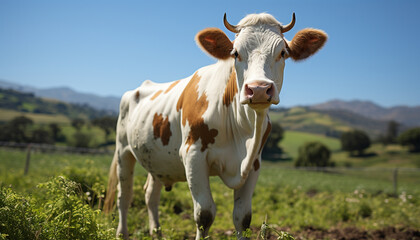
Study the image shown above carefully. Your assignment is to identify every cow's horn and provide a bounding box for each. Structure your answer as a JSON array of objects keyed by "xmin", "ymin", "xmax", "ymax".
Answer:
[
  {"xmin": 281, "ymin": 13, "xmax": 296, "ymax": 33},
  {"xmin": 224, "ymin": 13, "xmax": 240, "ymax": 33}
]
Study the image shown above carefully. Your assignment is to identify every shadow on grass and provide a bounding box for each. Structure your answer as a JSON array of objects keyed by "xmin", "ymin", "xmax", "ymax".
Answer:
[{"xmin": 349, "ymin": 152, "xmax": 377, "ymax": 158}]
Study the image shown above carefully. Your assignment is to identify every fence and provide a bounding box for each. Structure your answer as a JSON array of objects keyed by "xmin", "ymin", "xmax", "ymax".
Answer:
[
  {"xmin": 0, "ymin": 141, "xmax": 112, "ymax": 176},
  {"xmin": 1, "ymin": 142, "xmax": 419, "ymax": 195},
  {"xmin": 275, "ymin": 166, "xmax": 420, "ymax": 196},
  {"xmin": 0, "ymin": 141, "xmax": 112, "ymax": 154}
]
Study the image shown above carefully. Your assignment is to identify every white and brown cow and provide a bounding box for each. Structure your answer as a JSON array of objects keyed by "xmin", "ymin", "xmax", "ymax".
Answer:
[{"xmin": 104, "ymin": 13, "xmax": 327, "ymax": 239}]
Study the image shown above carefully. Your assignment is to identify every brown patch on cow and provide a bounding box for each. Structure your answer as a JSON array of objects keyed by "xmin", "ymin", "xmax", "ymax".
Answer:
[
  {"xmin": 152, "ymin": 113, "xmax": 172, "ymax": 145},
  {"xmin": 259, "ymin": 120, "xmax": 272, "ymax": 154},
  {"xmin": 150, "ymin": 90, "xmax": 163, "ymax": 100},
  {"xmin": 164, "ymin": 80, "xmax": 181, "ymax": 94},
  {"xmin": 253, "ymin": 159, "xmax": 260, "ymax": 171},
  {"xmin": 195, "ymin": 28, "xmax": 233, "ymax": 60},
  {"xmin": 223, "ymin": 69, "xmax": 238, "ymax": 107},
  {"xmin": 176, "ymin": 73, "xmax": 218, "ymax": 152}
]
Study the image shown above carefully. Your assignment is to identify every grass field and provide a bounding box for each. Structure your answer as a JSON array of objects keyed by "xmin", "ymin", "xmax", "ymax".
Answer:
[
  {"xmin": 1, "ymin": 143, "xmax": 419, "ymax": 239},
  {"xmin": 280, "ymin": 131, "xmax": 341, "ymax": 159},
  {"xmin": 279, "ymin": 130, "xmax": 420, "ymax": 169},
  {"xmin": 0, "ymin": 109, "xmax": 71, "ymax": 124}
]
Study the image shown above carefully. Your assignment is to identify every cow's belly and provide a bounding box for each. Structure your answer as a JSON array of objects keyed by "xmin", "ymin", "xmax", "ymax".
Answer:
[
  {"xmin": 133, "ymin": 139, "xmax": 186, "ymax": 185},
  {"xmin": 126, "ymin": 100, "xmax": 186, "ymax": 186}
]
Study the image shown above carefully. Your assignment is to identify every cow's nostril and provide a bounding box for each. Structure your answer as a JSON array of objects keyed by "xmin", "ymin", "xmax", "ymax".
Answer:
[
  {"xmin": 267, "ymin": 84, "xmax": 274, "ymax": 97},
  {"xmin": 245, "ymin": 84, "xmax": 254, "ymax": 97}
]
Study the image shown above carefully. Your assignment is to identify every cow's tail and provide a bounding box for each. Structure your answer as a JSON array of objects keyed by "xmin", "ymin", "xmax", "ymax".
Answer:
[{"xmin": 104, "ymin": 150, "xmax": 118, "ymax": 214}]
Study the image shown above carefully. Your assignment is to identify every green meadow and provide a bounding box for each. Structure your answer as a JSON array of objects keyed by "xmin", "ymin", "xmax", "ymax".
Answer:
[{"xmin": 1, "ymin": 130, "xmax": 419, "ymax": 239}]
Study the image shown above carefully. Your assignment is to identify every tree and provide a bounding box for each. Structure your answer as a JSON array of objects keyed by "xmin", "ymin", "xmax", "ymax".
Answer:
[
  {"xmin": 295, "ymin": 141, "xmax": 332, "ymax": 167},
  {"xmin": 31, "ymin": 127, "xmax": 53, "ymax": 144},
  {"xmin": 71, "ymin": 118, "xmax": 85, "ymax": 131},
  {"xmin": 2, "ymin": 116, "xmax": 34, "ymax": 143},
  {"xmin": 398, "ymin": 127, "xmax": 420, "ymax": 152},
  {"xmin": 380, "ymin": 121, "xmax": 399, "ymax": 145},
  {"xmin": 91, "ymin": 116, "xmax": 117, "ymax": 140},
  {"xmin": 49, "ymin": 123, "xmax": 65, "ymax": 142},
  {"xmin": 340, "ymin": 130, "xmax": 371, "ymax": 156},
  {"xmin": 262, "ymin": 122, "xmax": 284, "ymax": 158},
  {"xmin": 72, "ymin": 131, "xmax": 92, "ymax": 148}
]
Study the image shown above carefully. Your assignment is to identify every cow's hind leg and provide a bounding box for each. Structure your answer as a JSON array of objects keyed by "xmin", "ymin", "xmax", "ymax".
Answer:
[
  {"xmin": 184, "ymin": 150, "xmax": 216, "ymax": 240},
  {"xmin": 144, "ymin": 173, "xmax": 162, "ymax": 236},
  {"xmin": 233, "ymin": 168, "xmax": 259, "ymax": 240},
  {"xmin": 116, "ymin": 150, "xmax": 136, "ymax": 239}
]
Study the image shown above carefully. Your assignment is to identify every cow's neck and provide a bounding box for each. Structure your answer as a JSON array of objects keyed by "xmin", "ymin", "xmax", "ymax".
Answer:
[{"xmin": 217, "ymin": 60, "xmax": 269, "ymax": 189}]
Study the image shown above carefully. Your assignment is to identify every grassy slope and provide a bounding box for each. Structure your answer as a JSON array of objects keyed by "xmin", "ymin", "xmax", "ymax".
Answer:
[
  {"xmin": 269, "ymin": 106, "xmax": 388, "ymax": 139},
  {"xmin": 270, "ymin": 107, "xmax": 352, "ymax": 135},
  {"xmin": 279, "ymin": 130, "xmax": 420, "ymax": 169},
  {"xmin": 0, "ymin": 108, "xmax": 71, "ymax": 124},
  {"xmin": 280, "ymin": 131, "xmax": 341, "ymax": 159}
]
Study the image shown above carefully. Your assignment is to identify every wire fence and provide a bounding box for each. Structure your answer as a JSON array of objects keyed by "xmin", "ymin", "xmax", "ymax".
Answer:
[
  {"xmin": 0, "ymin": 141, "xmax": 112, "ymax": 155},
  {"xmin": 274, "ymin": 166, "xmax": 420, "ymax": 196},
  {"xmin": 0, "ymin": 141, "xmax": 112, "ymax": 176},
  {"xmin": 1, "ymin": 141, "xmax": 419, "ymax": 195}
]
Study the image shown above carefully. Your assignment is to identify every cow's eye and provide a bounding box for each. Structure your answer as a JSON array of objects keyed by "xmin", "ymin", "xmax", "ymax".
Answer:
[
  {"xmin": 232, "ymin": 50, "xmax": 239, "ymax": 58},
  {"xmin": 281, "ymin": 50, "xmax": 286, "ymax": 58},
  {"xmin": 230, "ymin": 49, "xmax": 238, "ymax": 58}
]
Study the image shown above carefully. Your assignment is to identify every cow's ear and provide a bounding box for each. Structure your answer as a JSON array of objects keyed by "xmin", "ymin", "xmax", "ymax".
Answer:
[
  {"xmin": 196, "ymin": 28, "xmax": 233, "ymax": 60},
  {"xmin": 288, "ymin": 28, "xmax": 327, "ymax": 61}
]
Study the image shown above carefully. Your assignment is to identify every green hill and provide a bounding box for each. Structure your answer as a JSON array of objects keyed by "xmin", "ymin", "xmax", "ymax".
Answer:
[
  {"xmin": 281, "ymin": 131, "xmax": 341, "ymax": 159},
  {"xmin": 0, "ymin": 88, "xmax": 116, "ymax": 123},
  {"xmin": 270, "ymin": 107, "xmax": 388, "ymax": 138},
  {"xmin": 277, "ymin": 130, "xmax": 420, "ymax": 169}
]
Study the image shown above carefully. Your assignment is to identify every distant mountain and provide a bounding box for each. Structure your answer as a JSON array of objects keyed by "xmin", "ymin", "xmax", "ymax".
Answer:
[
  {"xmin": 35, "ymin": 87, "xmax": 120, "ymax": 113},
  {"xmin": 0, "ymin": 88, "xmax": 115, "ymax": 120},
  {"xmin": 0, "ymin": 79, "xmax": 120, "ymax": 113},
  {"xmin": 311, "ymin": 99, "xmax": 420, "ymax": 127}
]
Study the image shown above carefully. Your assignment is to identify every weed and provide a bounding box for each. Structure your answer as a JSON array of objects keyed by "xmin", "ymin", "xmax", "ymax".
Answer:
[{"xmin": 258, "ymin": 216, "xmax": 295, "ymax": 240}]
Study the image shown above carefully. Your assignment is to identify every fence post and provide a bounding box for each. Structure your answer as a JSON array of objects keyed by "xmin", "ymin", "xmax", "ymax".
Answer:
[
  {"xmin": 24, "ymin": 144, "xmax": 32, "ymax": 175},
  {"xmin": 393, "ymin": 168, "xmax": 398, "ymax": 196}
]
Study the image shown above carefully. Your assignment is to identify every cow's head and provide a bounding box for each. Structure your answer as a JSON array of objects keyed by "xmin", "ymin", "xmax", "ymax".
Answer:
[{"xmin": 196, "ymin": 13, "xmax": 327, "ymax": 110}]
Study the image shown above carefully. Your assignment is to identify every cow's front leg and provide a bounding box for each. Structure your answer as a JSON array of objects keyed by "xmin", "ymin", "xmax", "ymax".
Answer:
[
  {"xmin": 144, "ymin": 173, "xmax": 162, "ymax": 236},
  {"xmin": 184, "ymin": 149, "xmax": 216, "ymax": 240},
  {"xmin": 233, "ymin": 166, "xmax": 259, "ymax": 240}
]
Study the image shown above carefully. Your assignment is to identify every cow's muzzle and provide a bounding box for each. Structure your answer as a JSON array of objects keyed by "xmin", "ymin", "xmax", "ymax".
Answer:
[{"xmin": 241, "ymin": 82, "xmax": 277, "ymax": 107}]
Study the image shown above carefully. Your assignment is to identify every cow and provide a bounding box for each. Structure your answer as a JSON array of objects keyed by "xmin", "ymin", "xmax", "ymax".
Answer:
[{"xmin": 104, "ymin": 13, "xmax": 327, "ymax": 239}]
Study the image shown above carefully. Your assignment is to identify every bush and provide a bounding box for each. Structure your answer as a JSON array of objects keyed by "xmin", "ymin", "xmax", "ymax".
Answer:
[
  {"xmin": 36, "ymin": 176, "xmax": 115, "ymax": 240},
  {"xmin": 295, "ymin": 141, "xmax": 332, "ymax": 167},
  {"xmin": 61, "ymin": 162, "xmax": 106, "ymax": 208},
  {"xmin": 0, "ymin": 187, "xmax": 40, "ymax": 240},
  {"xmin": 340, "ymin": 130, "xmax": 371, "ymax": 156},
  {"xmin": 398, "ymin": 127, "xmax": 420, "ymax": 152},
  {"xmin": 72, "ymin": 131, "xmax": 92, "ymax": 148},
  {"xmin": 0, "ymin": 177, "xmax": 115, "ymax": 240},
  {"xmin": 358, "ymin": 202, "xmax": 373, "ymax": 218}
]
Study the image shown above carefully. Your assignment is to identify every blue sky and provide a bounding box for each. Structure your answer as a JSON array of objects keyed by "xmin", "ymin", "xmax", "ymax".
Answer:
[{"xmin": 1, "ymin": 0, "xmax": 419, "ymax": 107}]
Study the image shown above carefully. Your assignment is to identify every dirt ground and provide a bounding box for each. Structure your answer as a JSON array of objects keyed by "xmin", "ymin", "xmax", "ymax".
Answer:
[{"xmin": 269, "ymin": 226, "xmax": 420, "ymax": 240}]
